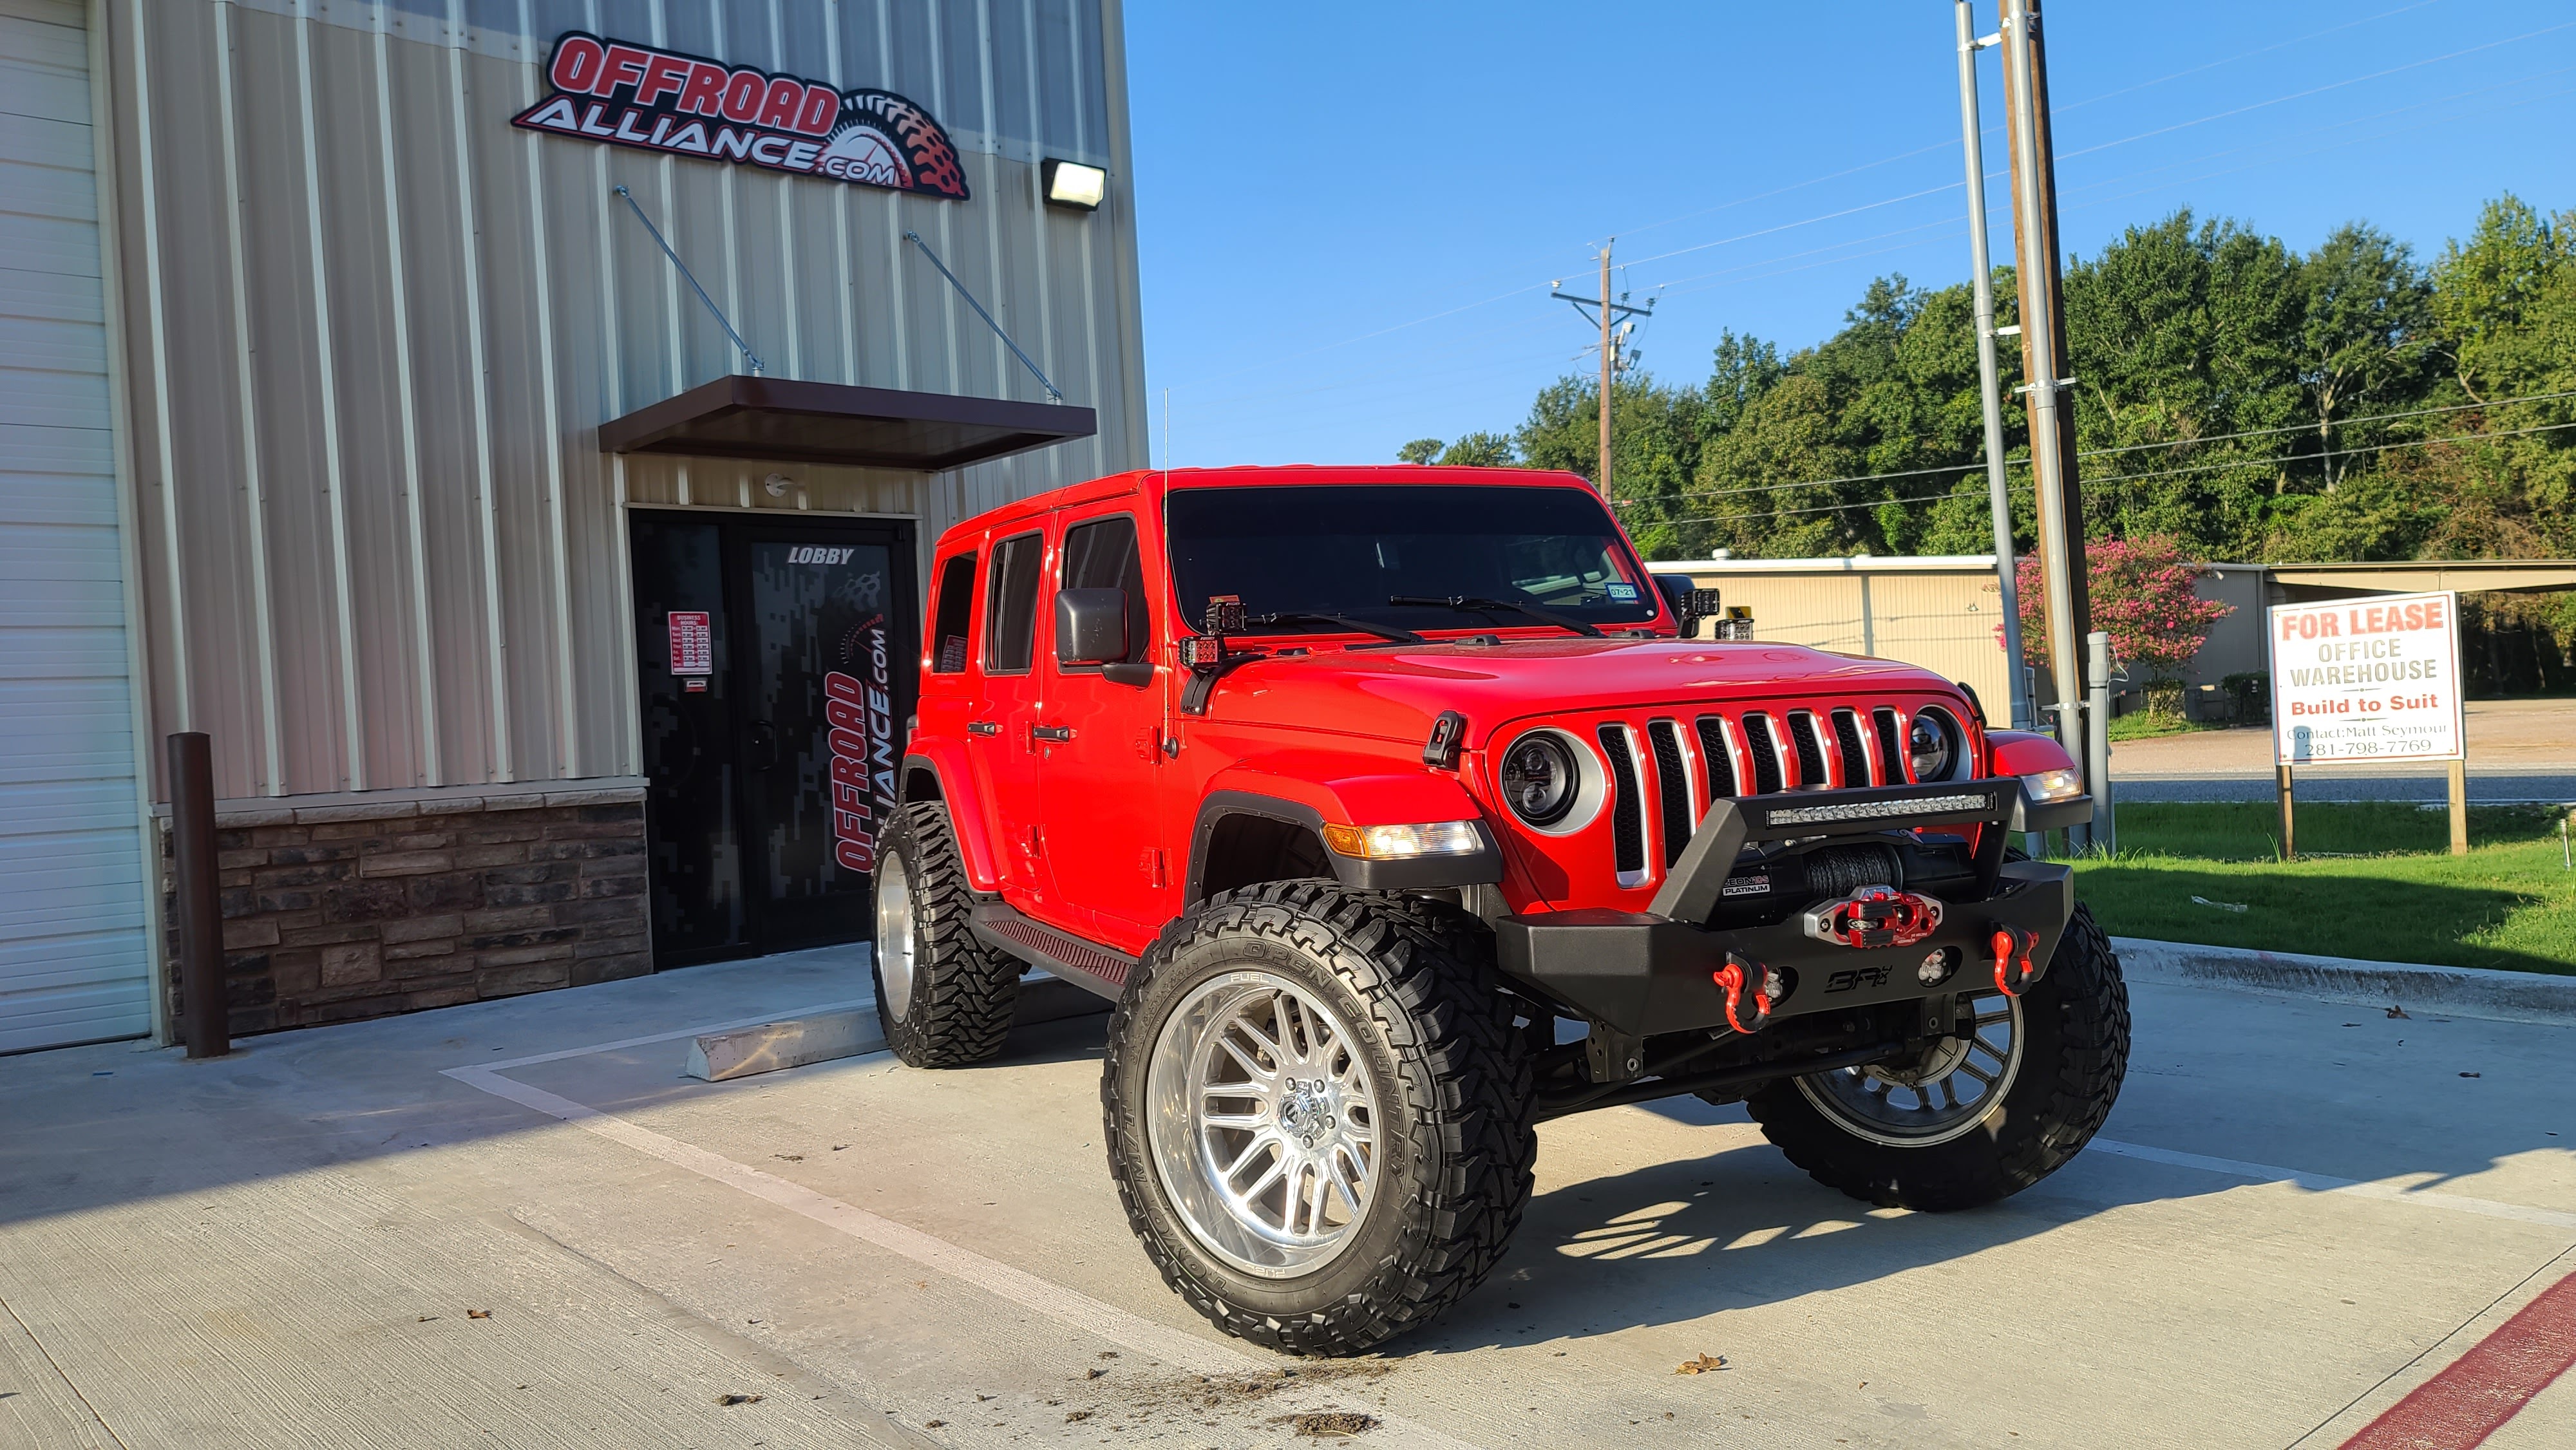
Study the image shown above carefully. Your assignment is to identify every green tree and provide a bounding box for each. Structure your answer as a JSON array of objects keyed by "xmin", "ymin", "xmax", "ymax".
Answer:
[
  {"xmin": 2295, "ymin": 223, "xmax": 2439, "ymax": 489},
  {"xmin": 1436, "ymin": 431, "xmax": 1517, "ymax": 467},
  {"xmin": 1396, "ymin": 437, "xmax": 1443, "ymax": 465}
]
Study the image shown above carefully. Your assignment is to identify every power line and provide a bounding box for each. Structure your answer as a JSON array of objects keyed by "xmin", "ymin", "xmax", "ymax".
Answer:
[
  {"xmin": 2050, "ymin": 0, "xmax": 2454, "ymax": 115},
  {"xmin": 1622, "ymin": 419, "xmax": 2576, "ymax": 525},
  {"xmin": 2055, "ymin": 18, "xmax": 2576, "ymax": 164},
  {"xmin": 2083, "ymin": 389, "xmax": 2576, "ymax": 460},
  {"xmin": 1609, "ymin": 390, "xmax": 2576, "ymax": 506}
]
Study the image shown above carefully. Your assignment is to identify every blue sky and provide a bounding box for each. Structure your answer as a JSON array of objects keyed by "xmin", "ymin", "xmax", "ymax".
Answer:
[{"xmin": 1122, "ymin": 1, "xmax": 2576, "ymax": 469}]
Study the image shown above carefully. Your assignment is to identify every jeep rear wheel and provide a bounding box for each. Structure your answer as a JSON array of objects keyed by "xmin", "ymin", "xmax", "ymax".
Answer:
[
  {"xmin": 1746, "ymin": 902, "xmax": 2129, "ymax": 1210},
  {"xmin": 1101, "ymin": 883, "xmax": 1535, "ymax": 1356},
  {"xmin": 873, "ymin": 802, "xmax": 1020, "ymax": 1068}
]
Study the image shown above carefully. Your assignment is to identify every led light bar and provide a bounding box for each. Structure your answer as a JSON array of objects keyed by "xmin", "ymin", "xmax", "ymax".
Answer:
[{"xmin": 1763, "ymin": 792, "xmax": 1993, "ymax": 829}]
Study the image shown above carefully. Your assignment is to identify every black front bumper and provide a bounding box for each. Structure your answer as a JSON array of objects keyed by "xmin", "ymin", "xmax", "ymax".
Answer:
[{"xmin": 1492, "ymin": 780, "xmax": 2082, "ymax": 1037}]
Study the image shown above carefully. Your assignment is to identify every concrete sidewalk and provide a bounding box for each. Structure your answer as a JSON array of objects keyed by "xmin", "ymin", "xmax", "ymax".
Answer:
[{"xmin": 5, "ymin": 941, "xmax": 2574, "ymax": 1448}]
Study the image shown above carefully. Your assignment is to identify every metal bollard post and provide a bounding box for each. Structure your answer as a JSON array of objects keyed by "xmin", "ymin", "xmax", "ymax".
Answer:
[
  {"xmin": 167, "ymin": 733, "xmax": 230, "ymax": 1059},
  {"xmin": 2085, "ymin": 631, "xmax": 2115, "ymax": 856}
]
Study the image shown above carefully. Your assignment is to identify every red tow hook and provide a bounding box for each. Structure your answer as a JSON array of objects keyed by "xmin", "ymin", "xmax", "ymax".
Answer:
[
  {"xmin": 1989, "ymin": 927, "xmax": 2039, "ymax": 997},
  {"xmin": 1714, "ymin": 952, "xmax": 1783, "ymax": 1035}
]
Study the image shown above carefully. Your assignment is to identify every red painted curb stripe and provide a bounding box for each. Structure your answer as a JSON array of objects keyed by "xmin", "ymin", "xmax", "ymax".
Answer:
[{"xmin": 2340, "ymin": 1272, "xmax": 2576, "ymax": 1450}]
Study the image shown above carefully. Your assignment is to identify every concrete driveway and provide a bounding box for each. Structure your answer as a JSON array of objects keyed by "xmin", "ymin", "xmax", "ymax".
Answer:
[
  {"xmin": 2110, "ymin": 698, "xmax": 2576, "ymax": 804},
  {"xmin": 4, "ymin": 948, "xmax": 2571, "ymax": 1449}
]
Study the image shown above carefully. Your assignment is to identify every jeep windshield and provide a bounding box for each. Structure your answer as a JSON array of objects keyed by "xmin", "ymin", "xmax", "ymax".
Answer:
[{"xmin": 1164, "ymin": 484, "xmax": 1661, "ymax": 636}]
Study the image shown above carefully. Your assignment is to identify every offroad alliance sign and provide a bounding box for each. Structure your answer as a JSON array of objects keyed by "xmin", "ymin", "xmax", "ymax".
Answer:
[
  {"xmin": 512, "ymin": 32, "xmax": 970, "ymax": 200},
  {"xmin": 2268, "ymin": 590, "xmax": 2465, "ymax": 765}
]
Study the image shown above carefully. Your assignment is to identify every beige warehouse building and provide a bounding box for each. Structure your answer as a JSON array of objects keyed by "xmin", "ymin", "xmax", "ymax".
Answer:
[
  {"xmin": 1649, "ymin": 556, "xmax": 2023, "ymax": 720},
  {"xmin": 1, "ymin": 0, "xmax": 1147, "ymax": 1052}
]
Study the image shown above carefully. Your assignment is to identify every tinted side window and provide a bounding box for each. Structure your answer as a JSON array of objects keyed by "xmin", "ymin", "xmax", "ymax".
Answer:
[
  {"xmin": 1059, "ymin": 514, "xmax": 1150, "ymax": 666},
  {"xmin": 929, "ymin": 552, "xmax": 977, "ymax": 673},
  {"xmin": 985, "ymin": 532, "xmax": 1043, "ymax": 673}
]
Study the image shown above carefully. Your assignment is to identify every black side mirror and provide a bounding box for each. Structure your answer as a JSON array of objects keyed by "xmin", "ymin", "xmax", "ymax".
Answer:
[
  {"xmin": 1055, "ymin": 588, "xmax": 1128, "ymax": 666},
  {"xmin": 1654, "ymin": 577, "xmax": 1719, "ymax": 638}
]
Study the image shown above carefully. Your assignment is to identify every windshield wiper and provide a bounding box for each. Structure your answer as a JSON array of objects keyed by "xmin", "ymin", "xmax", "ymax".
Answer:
[
  {"xmin": 1244, "ymin": 611, "xmax": 1425, "ymax": 645},
  {"xmin": 1387, "ymin": 594, "xmax": 1605, "ymax": 639}
]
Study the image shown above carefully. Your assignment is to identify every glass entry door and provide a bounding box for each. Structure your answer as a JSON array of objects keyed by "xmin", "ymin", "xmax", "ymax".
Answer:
[{"xmin": 630, "ymin": 513, "xmax": 918, "ymax": 966}]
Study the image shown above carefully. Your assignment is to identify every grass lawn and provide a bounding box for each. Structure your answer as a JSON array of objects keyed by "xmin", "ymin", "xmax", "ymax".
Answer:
[
  {"xmin": 2061, "ymin": 802, "xmax": 2576, "ymax": 974},
  {"xmin": 2103, "ymin": 712, "xmax": 2216, "ymax": 742}
]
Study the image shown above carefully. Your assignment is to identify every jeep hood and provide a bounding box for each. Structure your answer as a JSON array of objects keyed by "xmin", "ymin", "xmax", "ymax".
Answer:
[{"xmin": 1198, "ymin": 637, "xmax": 1967, "ymax": 746}]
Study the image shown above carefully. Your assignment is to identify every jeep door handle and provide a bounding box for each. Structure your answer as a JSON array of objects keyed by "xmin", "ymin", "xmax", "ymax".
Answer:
[
  {"xmin": 1031, "ymin": 724, "xmax": 1075, "ymax": 744},
  {"xmin": 966, "ymin": 720, "xmax": 999, "ymax": 736}
]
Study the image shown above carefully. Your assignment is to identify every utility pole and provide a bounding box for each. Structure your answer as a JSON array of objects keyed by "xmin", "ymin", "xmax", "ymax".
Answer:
[
  {"xmin": 1953, "ymin": 2, "xmax": 2032, "ymax": 732},
  {"xmin": 1998, "ymin": 0, "xmax": 2094, "ymax": 845},
  {"xmin": 1599, "ymin": 245, "xmax": 1613, "ymax": 496},
  {"xmin": 1553, "ymin": 241, "xmax": 1654, "ymax": 495}
]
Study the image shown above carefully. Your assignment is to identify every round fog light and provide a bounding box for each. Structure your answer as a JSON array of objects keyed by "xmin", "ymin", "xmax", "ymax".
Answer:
[{"xmin": 1918, "ymin": 946, "xmax": 1958, "ymax": 986}]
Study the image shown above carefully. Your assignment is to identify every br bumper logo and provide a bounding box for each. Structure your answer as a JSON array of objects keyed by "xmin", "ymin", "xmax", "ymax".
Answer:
[{"xmin": 512, "ymin": 32, "xmax": 970, "ymax": 200}]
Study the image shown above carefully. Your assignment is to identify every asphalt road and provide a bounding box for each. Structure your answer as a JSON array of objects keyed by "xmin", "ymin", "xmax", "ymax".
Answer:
[
  {"xmin": 5, "ymin": 948, "xmax": 2572, "ymax": 1449},
  {"xmin": 2111, "ymin": 772, "xmax": 2576, "ymax": 804}
]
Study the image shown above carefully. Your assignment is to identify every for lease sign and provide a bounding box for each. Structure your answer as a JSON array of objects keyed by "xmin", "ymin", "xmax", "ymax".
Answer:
[{"xmin": 2268, "ymin": 590, "xmax": 2464, "ymax": 765}]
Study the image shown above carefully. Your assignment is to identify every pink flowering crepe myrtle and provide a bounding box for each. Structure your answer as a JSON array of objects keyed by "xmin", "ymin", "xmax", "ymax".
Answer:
[{"xmin": 2012, "ymin": 534, "xmax": 2233, "ymax": 677}]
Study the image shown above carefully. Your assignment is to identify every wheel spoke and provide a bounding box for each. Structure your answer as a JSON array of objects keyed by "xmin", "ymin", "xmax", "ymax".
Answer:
[
  {"xmin": 1236, "ymin": 1154, "xmax": 1286, "ymax": 1207},
  {"xmin": 1151, "ymin": 972, "xmax": 1385, "ymax": 1274},
  {"xmin": 1219, "ymin": 1133, "xmax": 1276, "ymax": 1182},
  {"xmin": 1218, "ymin": 1035, "xmax": 1276, "ymax": 1083},
  {"xmin": 1235, "ymin": 1008, "xmax": 1285, "ymax": 1064},
  {"xmin": 1798, "ymin": 996, "xmax": 2020, "ymax": 1145}
]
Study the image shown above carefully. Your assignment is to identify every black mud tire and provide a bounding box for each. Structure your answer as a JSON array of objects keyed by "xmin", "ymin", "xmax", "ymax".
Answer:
[
  {"xmin": 1101, "ymin": 882, "xmax": 1535, "ymax": 1357},
  {"xmin": 1746, "ymin": 902, "xmax": 2129, "ymax": 1211},
  {"xmin": 872, "ymin": 802, "xmax": 1021, "ymax": 1068}
]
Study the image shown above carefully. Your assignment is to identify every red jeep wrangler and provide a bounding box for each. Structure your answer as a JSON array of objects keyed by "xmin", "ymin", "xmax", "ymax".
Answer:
[{"xmin": 878, "ymin": 465, "xmax": 2124, "ymax": 1355}]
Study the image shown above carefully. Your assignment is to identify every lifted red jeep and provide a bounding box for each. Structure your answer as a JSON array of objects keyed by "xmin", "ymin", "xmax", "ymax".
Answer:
[{"xmin": 878, "ymin": 465, "xmax": 2126, "ymax": 1354}]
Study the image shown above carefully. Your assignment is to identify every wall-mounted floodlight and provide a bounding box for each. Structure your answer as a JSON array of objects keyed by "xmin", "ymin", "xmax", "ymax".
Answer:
[{"xmin": 1042, "ymin": 159, "xmax": 1106, "ymax": 211}]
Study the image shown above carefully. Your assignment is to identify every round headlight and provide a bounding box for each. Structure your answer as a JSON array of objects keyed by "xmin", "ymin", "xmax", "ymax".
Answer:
[
  {"xmin": 1908, "ymin": 710, "xmax": 1958, "ymax": 782},
  {"xmin": 1499, "ymin": 734, "xmax": 1580, "ymax": 827}
]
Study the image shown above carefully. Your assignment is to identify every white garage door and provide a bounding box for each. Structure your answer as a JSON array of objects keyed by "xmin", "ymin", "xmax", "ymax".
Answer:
[{"xmin": 0, "ymin": 0, "xmax": 151, "ymax": 1053}]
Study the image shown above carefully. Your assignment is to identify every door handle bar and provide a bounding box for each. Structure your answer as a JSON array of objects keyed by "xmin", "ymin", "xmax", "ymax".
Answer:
[
  {"xmin": 966, "ymin": 720, "xmax": 999, "ymax": 736},
  {"xmin": 1031, "ymin": 724, "xmax": 1074, "ymax": 744}
]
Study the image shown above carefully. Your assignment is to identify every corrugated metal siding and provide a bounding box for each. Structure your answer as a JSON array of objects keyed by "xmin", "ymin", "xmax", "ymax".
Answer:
[
  {"xmin": 101, "ymin": 0, "xmax": 1147, "ymax": 802},
  {"xmin": 0, "ymin": 0, "xmax": 153, "ymax": 1051},
  {"xmin": 1673, "ymin": 567, "xmax": 2013, "ymax": 710}
]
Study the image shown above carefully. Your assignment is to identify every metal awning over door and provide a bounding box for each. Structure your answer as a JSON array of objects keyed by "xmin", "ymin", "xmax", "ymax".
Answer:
[{"xmin": 598, "ymin": 376, "xmax": 1096, "ymax": 473}]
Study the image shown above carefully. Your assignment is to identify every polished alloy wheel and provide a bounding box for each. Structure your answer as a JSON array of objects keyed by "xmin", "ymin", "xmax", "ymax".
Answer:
[
  {"xmin": 1144, "ymin": 970, "xmax": 1380, "ymax": 1277},
  {"xmin": 1796, "ymin": 988, "xmax": 2022, "ymax": 1147},
  {"xmin": 875, "ymin": 851, "xmax": 916, "ymax": 1023}
]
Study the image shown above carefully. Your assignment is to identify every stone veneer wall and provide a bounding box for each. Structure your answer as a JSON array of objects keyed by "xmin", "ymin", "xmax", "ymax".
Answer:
[{"xmin": 159, "ymin": 787, "xmax": 651, "ymax": 1036}]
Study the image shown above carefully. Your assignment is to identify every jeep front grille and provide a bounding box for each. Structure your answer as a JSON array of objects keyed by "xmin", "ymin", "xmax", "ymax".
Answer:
[
  {"xmin": 1596, "ymin": 724, "xmax": 1649, "ymax": 883},
  {"xmin": 1739, "ymin": 711, "xmax": 1784, "ymax": 795},
  {"xmin": 1871, "ymin": 707, "xmax": 1911, "ymax": 785},
  {"xmin": 1646, "ymin": 720, "xmax": 1694, "ymax": 868},
  {"xmin": 1569, "ymin": 702, "xmax": 1927, "ymax": 890},
  {"xmin": 1785, "ymin": 711, "xmax": 1830, "ymax": 789}
]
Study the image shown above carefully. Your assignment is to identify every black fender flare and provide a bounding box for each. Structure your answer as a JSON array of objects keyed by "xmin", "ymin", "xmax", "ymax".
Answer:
[{"xmin": 1185, "ymin": 789, "xmax": 1503, "ymax": 905}]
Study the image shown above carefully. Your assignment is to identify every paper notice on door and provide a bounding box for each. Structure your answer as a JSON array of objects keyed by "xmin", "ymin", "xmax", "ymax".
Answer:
[{"xmin": 668, "ymin": 611, "xmax": 712, "ymax": 675}]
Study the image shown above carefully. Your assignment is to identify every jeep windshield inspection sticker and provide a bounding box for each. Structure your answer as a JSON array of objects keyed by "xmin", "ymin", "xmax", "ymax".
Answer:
[{"xmin": 2268, "ymin": 590, "xmax": 2464, "ymax": 765}]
